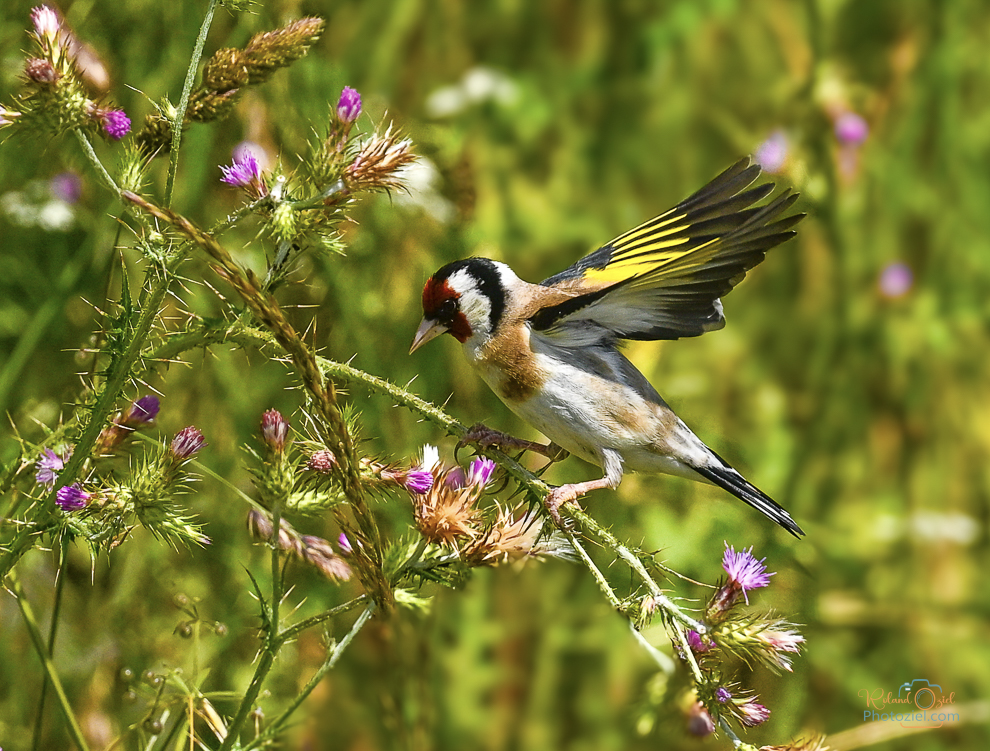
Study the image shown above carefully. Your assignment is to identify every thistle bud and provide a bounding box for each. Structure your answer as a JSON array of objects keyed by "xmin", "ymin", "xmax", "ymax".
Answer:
[
  {"xmin": 56, "ymin": 483, "xmax": 90, "ymax": 510},
  {"xmin": 260, "ymin": 409, "xmax": 289, "ymax": 452},
  {"xmin": 25, "ymin": 57, "xmax": 57, "ymax": 84},
  {"xmin": 170, "ymin": 426, "xmax": 206, "ymax": 461},
  {"xmin": 336, "ymin": 86, "xmax": 362, "ymax": 124}
]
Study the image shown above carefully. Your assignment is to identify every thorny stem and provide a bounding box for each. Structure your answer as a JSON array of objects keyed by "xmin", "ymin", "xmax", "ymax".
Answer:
[
  {"xmin": 566, "ymin": 505, "xmax": 706, "ymax": 634},
  {"xmin": 121, "ymin": 193, "xmax": 387, "ymax": 606},
  {"xmin": 74, "ymin": 129, "xmax": 121, "ymax": 195},
  {"xmin": 143, "ymin": 319, "xmax": 709, "ymax": 638},
  {"xmin": 0, "ymin": 249, "xmax": 186, "ymax": 581},
  {"xmin": 218, "ymin": 597, "xmax": 370, "ymax": 751},
  {"xmin": 269, "ymin": 501, "xmax": 283, "ymax": 654},
  {"xmin": 31, "ymin": 538, "xmax": 69, "ymax": 751},
  {"xmin": 165, "ymin": 0, "xmax": 219, "ymax": 207},
  {"xmin": 245, "ymin": 603, "xmax": 376, "ymax": 750},
  {"xmin": 719, "ymin": 717, "xmax": 744, "ymax": 747},
  {"xmin": 11, "ymin": 573, "xmax": 91, "ymax": 751}
]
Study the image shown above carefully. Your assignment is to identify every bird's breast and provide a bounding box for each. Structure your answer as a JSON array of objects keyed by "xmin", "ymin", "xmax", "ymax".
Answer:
[{"xmin": 469, "ymin": 324, "xmax": 547, "ymax": 403}]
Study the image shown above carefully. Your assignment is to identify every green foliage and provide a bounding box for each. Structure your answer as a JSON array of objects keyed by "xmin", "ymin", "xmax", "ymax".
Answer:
[{"xmin": 1, "ymin": 1, "xmax": 988, "ymax": 750}]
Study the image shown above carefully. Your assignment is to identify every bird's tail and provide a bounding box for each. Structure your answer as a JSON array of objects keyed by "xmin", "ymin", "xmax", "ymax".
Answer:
[{"xmin": 692, "ymin": 452, "xmax": 804, "ymax": 538}]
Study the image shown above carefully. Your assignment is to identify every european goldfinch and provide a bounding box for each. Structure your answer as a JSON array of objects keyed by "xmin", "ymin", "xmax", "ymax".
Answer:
[{"xmin": 410, "ymin": 158, "xmax": 805, "ymax": 537}]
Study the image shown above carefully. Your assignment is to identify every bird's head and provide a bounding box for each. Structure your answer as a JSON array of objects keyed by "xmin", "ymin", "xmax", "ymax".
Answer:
[{"xmin": 409, "ymin": 258, "xmax": 512, "ymax": 353}]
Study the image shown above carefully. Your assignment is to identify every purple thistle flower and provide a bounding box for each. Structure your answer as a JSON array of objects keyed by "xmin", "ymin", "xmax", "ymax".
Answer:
[
  {"xmin": 835, "ymin": 112, "xmax": 869, "ymax": 145},
  {"xmin": 467, "ymin": 457, "xmax": 496, "ymax": 487},
  {"xmin": 722, "ymin": 543, "xmax": 773, "ymax": 603},
  {"xmin": 220, "ymin": 151, "xmax": 261, "ymax": 187},
  {"xmin": 50, "ymin": 172, "xmax": 82, "ymax": 204},
  {"xmin": 737, "ymin": 698, "xmax": 771, "ymax": 727},
  {"xmin": 879, "ymin": 262, "xmax": 913, "ymax": 298},
  {"xmin": 687, "ymin": 629, "xmax": 713, "ymax": 653},
  {"xmin": 170, "ymin": 426, "xmax": 206, "ymax": 461},
  {"xmin": 220, "ymin": 148, "xmax": 268, "ymax": 198},
  {"xmin": 56, "ymin": 483, "xmax": 90, "ymax": 511},
  {"xmin": 36, "ymin": 448, "xmax": 67, "ymax": 487},
  {"xmin": 444, "ymin": 466, "xmax": 467, "ymax": 490},
  {"xmin": 261, "ymin": 409, "xmax": 289, "ymax": 451},
  {"xmin": 404, "ymin": 467, "xmax": 435, "ymax": 494},
  {"xmin": 754, "ymin": 129, "xmax": 788, "ymax": 174},
  {"xmin": 31, "ymin": 6, "xmax": 60, "ymax": 41},
  {"xmin": 125, "ymin": 395, "xmax": 160, "ymax": 426},
  {"xmin": 716, "ymin": 687, "xmax": 732, "ymax": 703},
  {"xmin": 336, "ymin": 86, "xmax": 362, "ymax": 124},
  {"xmin": 101, "ymin": 109, "xmax": 131, "ymax": 140}
]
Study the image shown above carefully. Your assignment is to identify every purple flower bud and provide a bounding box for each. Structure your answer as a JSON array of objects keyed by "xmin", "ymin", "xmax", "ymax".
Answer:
[
  {"xmin": 36, "ymin": 447, "xmax": 68, "ymax": 487},
  {"xmin": 444, "ymin": 467, "xmax": 467, "ymax": 490},
  {"xmin": 754, "ymin": 130, "xmax": 788, "ymax": 174},
  {"xmin": 170, "ymin": 426, "xmax": 205, "ymax": 461},
  {"xmin": 835, "ymin": 112, "xmax": 868, "ymax": 145},
  {"xmin": 125, "ymin": 395, "xmax": 160, "ymax": 427},
  {"xmin": 722, "ymin": 543, "xmax": 773, "ymax": 603},
  {"xmin": 716, "ymin": 687, "xmax": 732, "ymax": 703},
  {"xmin": 31, "ymin": 6, "xmax": 60, "ymax": 41},
  {"xmin": 101, "ymin": 109, "xmax": 131, "ymax": 140},
  {"xmin": 879, "ymin": 261, "xmax": 913, "ymax": 299},
  {"xmin": 404, "ymin": 467, "xmax": 435, "ymax": 494},
  {"xmin": 687, "ymin": 629, "xmax": 713, "ymax": 653},
  {"xmin": 50, "ymin": 172, "xmax": 82, "ymax": 204},
  {"xmin": 337, "ymin": 532, "xmax": 353, "ymax": 555},
  {"xmin": 686, "ymin": 702, "xmax": 715, "ymax": 737},
  {"xmin": 467, "ymin": 457, "xmax": 496, "ymax": 487},
  {"xmin": 307, "ymin": 449, "xmax": 337, "ymax": 474},
  {"xmin": 261, "ymin": 409, "xmax": 289, "ymax": 451},
  {"xmin": 738, "ymin": 698, "xmax": 771, "ymax": 727},
  {"xmin": 1, "ymin": 106, "xmax": 21, "ymax": 127},
  {"xmin": 56, "ymin": 483, "xmax": 90, "ymax": 510},
  {"xmin": 336, "ymin": 86, "xmax": 362, "ymax": 124},
  {"xmin": 25, "ymin": 57, "xmax": 57, "ymax": 84}
]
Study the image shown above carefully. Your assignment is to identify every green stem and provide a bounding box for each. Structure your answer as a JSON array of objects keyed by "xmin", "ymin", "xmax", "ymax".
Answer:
[
  {"xmin": 245, "ymin": 603, "xmax": 376, "ymax": 750},
  {"xmin": 277, "ymin": 596, "xmax": 368, "ymax": 644},
  {"xmin": 0, "ymin": 254, "xmax": 184, "ymax": 581},
  {"xmin": 12, "ymin": 573, "xmax": 91, "ymax": 751},
  {"xmin": 566, "ymin": 505, "xmax": 705, "ymax": 634},
  {"xmin": 74, "ymin": 130, "xmax": 120, "ymax": 195},
  {"xmin": 218, "ymin": 596, "xmax": 370, "ymax": 751},
  {"xmin": 30, "ymin": 538, "xmax": 69, "ymax": 751},
  {"xmin": 164, "ymin": 0, "xmax": 219, "ymax": 207},
  {"xmin": 268, "ymin": 501, "xmax": 283, "ymax": 653},
  {"xmin": 567, "ymin": 534, "xmax": 622, "ymax": 610}
]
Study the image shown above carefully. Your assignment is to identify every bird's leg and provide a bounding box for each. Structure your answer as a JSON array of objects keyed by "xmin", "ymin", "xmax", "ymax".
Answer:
[
  {"xmin": 544, "ymin": 450, "xmax": 624, "ymax": 526},
  {"xmin": 458, "ymin": 423, "xmax": 570, "ymax": 462}
]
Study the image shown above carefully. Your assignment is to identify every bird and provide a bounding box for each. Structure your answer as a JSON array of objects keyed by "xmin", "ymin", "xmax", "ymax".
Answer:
[{"xmin": 409, "ymin": 157, "xmax": 805, "ymax": 537}]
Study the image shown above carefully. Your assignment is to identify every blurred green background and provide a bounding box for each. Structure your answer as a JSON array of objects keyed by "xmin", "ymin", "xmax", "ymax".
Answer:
[{"xmin": 1, "ymin": 0, "xmax": 989, "ymax": 749}]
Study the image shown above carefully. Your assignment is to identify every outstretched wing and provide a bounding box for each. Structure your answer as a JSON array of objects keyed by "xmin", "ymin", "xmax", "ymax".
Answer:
[{"xmin": 532, "ymin": 158, "xmax": 803, "ymax": 343}]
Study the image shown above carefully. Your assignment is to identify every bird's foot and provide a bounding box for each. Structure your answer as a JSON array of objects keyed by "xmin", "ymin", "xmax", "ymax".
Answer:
[
  {"xmin": 458, "ymin": 423, "xmax": 568, "ymax": 461},
  {"xmin": 544, "ymin": 484, "xmax": 584, "ymax": 529}
]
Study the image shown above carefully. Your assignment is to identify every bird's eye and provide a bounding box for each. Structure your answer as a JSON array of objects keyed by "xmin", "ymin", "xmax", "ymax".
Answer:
[{"xmin": 437, "ymin": 298, "xmax": 458, "ymax": 321}]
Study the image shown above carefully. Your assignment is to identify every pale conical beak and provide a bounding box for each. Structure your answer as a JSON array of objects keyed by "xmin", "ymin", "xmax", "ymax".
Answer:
[{"xmin": 409, "ymin": 318, "xmax": 449, "ymax": 354}]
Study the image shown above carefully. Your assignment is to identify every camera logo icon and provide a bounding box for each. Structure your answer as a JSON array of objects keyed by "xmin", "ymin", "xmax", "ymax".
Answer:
[{"xmin": 898, "ymin": 678, "xmax": 942, "ymax": 710}]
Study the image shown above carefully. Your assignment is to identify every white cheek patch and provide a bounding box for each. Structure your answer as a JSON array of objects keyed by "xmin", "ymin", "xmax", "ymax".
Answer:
[{"xmin": 447, "ymin": 268, "xmax": 493, "ymax": 337}]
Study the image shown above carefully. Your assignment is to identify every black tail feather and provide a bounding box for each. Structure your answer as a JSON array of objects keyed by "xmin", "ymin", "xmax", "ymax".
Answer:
[{"xmin": 693, "ymin": 458, "xmax": 804, "ymax": 538}]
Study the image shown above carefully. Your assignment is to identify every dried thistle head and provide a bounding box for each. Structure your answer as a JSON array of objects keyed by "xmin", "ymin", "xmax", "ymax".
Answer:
[
  {"xmin": 345, "ymin": 126, "xmax": 416, "ymax": 193},
  {"xmin": 463, "ymin": 507, "xmax": 573, "ymax": 566},
  {"xmin": 413, "ymin": 466, "xmax": 485, "ymax": 545}
]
